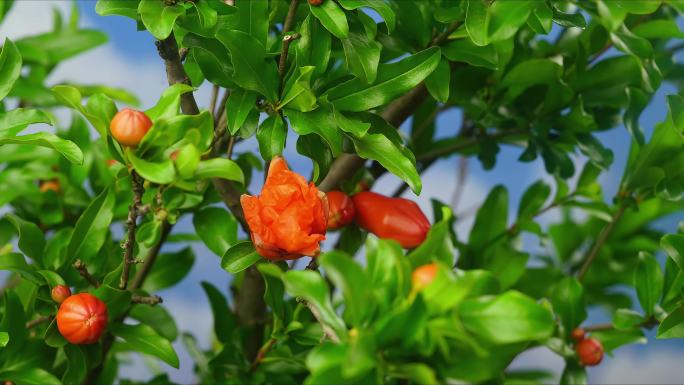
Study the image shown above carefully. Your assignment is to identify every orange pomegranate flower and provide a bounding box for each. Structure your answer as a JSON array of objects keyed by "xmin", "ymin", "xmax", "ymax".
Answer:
[{"xmin": 240, "ymin": 157, "xmax": 328, "ymax": 260}]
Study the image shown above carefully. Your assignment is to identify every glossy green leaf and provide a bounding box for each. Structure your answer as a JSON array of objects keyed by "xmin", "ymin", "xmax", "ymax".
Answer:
[
  {"xmin": 442, "ymin": 38, "xmax": 498, "ymax": 70},
  {"xmin": 319, "ymin": 251, "xmax": 374, "ymax": 326},
  {"xmin": 309, "ymin": 0, "xmax": 349, "ymax": 39},
  {"xmin": 16, "ymin": 29, "xmax": 107, "ymax": 66},
  {"xmin": 338, "ymin": 0, "xmax": 395, "ymax": 33},
  {"xmin": 634, "ymin": 252, "xmax": 663, "ymax": 317},
  {"xmin": 201, "ymin": 281, "xmax": 236, "ymax": 343},
  {"xmin": 0, "ymin": 368, "xmax": 62, "ymax": 385},
  {"xmin": 138, "ymin": 0, "xmax": 185, "ymax": 39},
  {"xmin": 424, "ymin": 58, "xmax": 450, "ymax": 103},
  {"xmin": 550, "ymin": 277, "xmax": 587, "ymax": 336},
  {"xmin": 5, "ymin": 214, "xmax": 45, "ymax": 263},
  {"xmin": 287, "ymin": 107, "xmax": 344, "ymax": 156},
  {"xmin": 326, "ymin": 47, "xmax": 441, "ymax": 112},
  {"xmin": 221, "ymin": 241, "xmax": 261, "ymax": 274},
  {"xmin": 225, "ymin": 88, "xmax": 258, "ymax": 135},
  {"xmin": 351, "ymin": 130, "xmax": 421, "ymax": 194},
  {"xmin": 96, "ymin": 0, "xmax": 140, "ymax": 19},
  {"xmin": 0, "ymin": 132, "xmax": 84, "ymax": 164},
  {"xmin": 235, "ymin": 0, "xmax": 268, "ymax": 45},
  {"xmin": 661, "ymin": 233, "xmax": 684, "ymax": 271},
  {"xmin": 296, "ymin": 15, "xmax": 332, "ymax": 77},
  {"xmin": 66, "ymin": 187, "xmax": 115, "ymax": 264},
  {"xmin": 129, "ymin": 305, "xmax": 179, "ymax": 341},
  {"xmin": 459, "ymin": 291, "xmax": 555, "ymax": 344},
  {"xmin": 110, "ymin": 323, "xmax": 179, "ymax": 368},
  {"xmin": 279, "ymin": 66, "xmax": 317, "ymax": 112},
  {"xmin": 341, "ymin": 27, "xmax": 382, "ymax": 84},
  {"xmin": 194, "ymin": 158, "xmax": 244, "ymax": 183},
  {"xmin": 145, "ymin": 83, "xmax": 195, "ymax": 121},
  {"xmin": 215, "ymin": 29, "xmax": 279, "ymax": 101},
  {"xmin": 0, "ymin": 108, "xmax": 55, "ymax": 136},
  {"xmin": 0, "ymin": 39, "xmax": 23, "ymax": 101},
  {"xmin": 257, "ymin": 114, "xmax": 286, "ymax": 160},
  {"xmin": 143, "ymin": 248, "xmax": 195, "ymax": 292},
  {"xmin": 657, "ymin": 303, "xmax": 684, "ymax": 339},
  {"xmin": 192, "ymin": 207, "xmax": 238, "ymax": 257},
  {"xmin": 282, "ymin": 270, "xmax": 347, "ymax": 340},
  {"xmin": 128, "ymin": 151, "xmax": 176, "ymax": 185}
]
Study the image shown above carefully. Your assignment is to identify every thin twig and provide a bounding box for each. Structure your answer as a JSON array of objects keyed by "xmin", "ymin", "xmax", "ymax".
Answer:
[
  {"xmin": 130, "ymin": 221, "xmax": 173, "ymax": 290},
  {"xmin": 430, "ymin": 20, "xmax": 462, "ymax": 46},
  {"xmin": 450, "ymin": 157, "xmax": 469, "ymax": 210},
  {"xmin": 73, "ymin": 259, "xmax": 100, "ymax": 288},
  {"xmin": 251, "ymin": 338, "xmax": 277, "ymax": 372},
  {"xmin": 583, "ymin": 317, "xmax": 658, "ymax": 333},
  {"xmin": 416, "ymin": 129, "xmax": 529, "ymax": 162},
  {"xmin": 215, "ymin": 89, "xmax": 230, "ymax": 124},
  {"xmin": 119, "ymin": 171, "xmax": 144, "ymax": 290},
  {"xmin": 297, "ymin": 298, "xmax": 341, "ymax": 343},
  {"xmin": 577, "ymin": 204, "xmax": 628, "ymax": 281},
  {"xmin": 226, "ymin": 135, "xmax": 236, "ymax": 158},
  {"xmin": 278, "ymin": 0, "xmax": 301, "ymax": 95},
  {"xmin": 209, "ymin": 85, "xmax": 220, "ymax": 120},
  {"xmin": 26, "ymin": 315, "xmax": 52, "ymax": 329},
  {"xmin": 131, "ymin": 294, "xmax": 163, "ymax": 305}
]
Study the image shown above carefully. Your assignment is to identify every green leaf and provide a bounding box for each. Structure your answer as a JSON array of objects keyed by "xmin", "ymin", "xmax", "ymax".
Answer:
[
  {"xmin": 66, "ymin": 187, "xmax": 115, "ymax": 264},
  {"xmin": 129, "ymin": 305, "xmax": 179, "ymax": 341},
  {"xmin": 110, "ymin": 323, "xmax": 179, "ymax": 368},
  {"xmin": 442, "ymin": 38, "xmax": 498, "ymax": 70},
  {"xmin": 0, "ymin": 108, "xmax": 55, "ymax": 136},
  {"xmin": 0, "ymin": 253, "xmax": 43, "ymax": 285},
  {"xmin": 215, "ymin": 29, "xmax": 279, "ymax": 101},
  {"xmin": 296, "ymin": 15, "xmax": 332, "ymax": 77},
  {"xmin": 309, "ymin": 0, "xmax": 349, "ymax": 39},
  {"xmin": 634, "ymin": 251, "xmax": 663, "ymax": 317},
  {"xmin": 128, "ymin": 151, "xmax": 176, "ymax": 185},
  {"xmin": 286, "ymin": 107, "xmax": 344, "ymax": 156},
  {"xmin": 221, "ymin": 241, "xmax": 261, "ymax": 274},
  {"xmin": 235, "ymin": 0, "xmax": 268, "ymax": 46},
  {"xmin": 657, "ymin": 303, "xmax": 684, "ymax": 339},
  {"xmin": 145, "ymin": 83, "xmax": 195, "ymax": 121},
  {"xmin": 424, "ymin": 58, "xmax": 450, "ymax": 103},
  {"xmin": 0, "ymin": 331, "xmax": 8, "ymax": 347},
  {"xmin": 633, "ymin": 19, "xmax": 684, "ymax": 39},
  {"xmin": 550, "ymin": 277, "xmax": 587, "ymax": 336},
  {"xmin": 258, "ymin": 264, "xmax": 286, "ymax": 325},
  {"xmin": 350, "ymin": 130, "xmax": 421, "ymax": 194},
  {"xmin": 200, "ymin": 281, "xmax": 236, "ymax": 343},
  {"xmin": 613, "ymin": 308, "xmax": 646, "ymax": 330},
  {"xmin": 551, "ymin": 6, "xmax": 586, "ymax": 29},
  {"xmin": 465, "ymin": 0, "xmax": 536, "ymax": 46},
  {"xmin": 518, "ymin": 180, "xmax": 551, "ymax": 219},
  {"xmin": 0, "ymin": 368, "xmax": 62, "ymax": 385},
  {"xmin": 279, "ymin": 66, "xmax": 317, "ymax": 112},
  {"xmin": 93, "ymin": 285, "xmax": 132, "ymax": 319},
  {"xmin": 192, "ymin": 207, "xmax": 237, "ymax": 257},
  {"xmin": 0, "ymin": 132, "xmax": 84, "ymax": 164},
  {"xmin": 16, "ymin": 29, "xmax": 107, "ymax": 66},
  {"xmin": 5, "ymin": 214, "xmax": 45, "ymax": 263},
  {"xmin": 338, "ymin": 0, "xmax": 395, "ymax": 33},
  {"xmin": 459, "ymin": 291, "xmax": 555, "ymax": 345},
  {"xmin": 143, "ymin": 248, "xmax": 195, "ymax": 292},
  {"xmin": 341, "ymin": 27, "xmax": 382, "ymax": 84},
  {"xmin": 296, "ymin": 134, "xmax": 333, "ymax": 183},
  {"xmin": 138, "ymin": 0, "xmax": 185, "ymax": 39},
  {"xmin": 225, "ymin": 88, "xmax": 258, "ymax": 135},
  {"xmin": 174, "ymin": 143, "xmax": 200, "ymax": 179},
  {"xmin": 333, "ymin": 107, "xmax": 370, "ymax": 137},
  {"xmin": 52, "ymin": 85, "xmax": 108, "ymax": 136},
  {"xmin": 62, "ymin": 344, "xmax": 87, "ymax": 385},
  {"xmin": 326, "ymin": 47, "xmax": 441, "ymax": 112},
  {"xmin": 282, "ymin": 270, "xmax": 347, "ymax": 339},
  {"xmin": 183, "ymin": 34, "xmax": 234, "ymax": 88},
  {"xmin": 319, "ymin": 251, "xmax": 374, "ymax": 326},
  {"xmin": 257, "ymin": 115, "xmax": 286, "ymax": 160},
  {"xmin": 0, "ymin": 39, "xmax": 23, "ymax": 101},
  {"xmin": 96, "ymin": 0, "xmax": 140, "ymax": 19},
  {"xmin": 560, "ymin": 361, "xmax": 587, "ymax": 385},
  {"xmin": 467, "ymin": 185, "xmax": 508, "ymax": 256},
  {"xmin": 661, "ymin": 233, "xmax": 684, "ymax": 271},
  {"xmin": 194, "ymin": 158, "xmax": 244, "ymax": 183}
]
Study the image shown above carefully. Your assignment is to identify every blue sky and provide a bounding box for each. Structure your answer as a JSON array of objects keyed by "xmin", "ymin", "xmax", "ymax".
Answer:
[{"xmin": 2, "ymin": 2, "xmax": 684, "ymax": 383}]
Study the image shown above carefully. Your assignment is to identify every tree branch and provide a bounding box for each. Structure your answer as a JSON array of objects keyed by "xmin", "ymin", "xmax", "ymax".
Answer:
[
  {"xmin": 73, "ymin": 259, "xmax": 100, "ymax": 288},
  {"xmin": 131, "ymin": 294, "xmax": 163, "ymax": 305},
  {"xmin": 119, "ymin": 170, "xmax": 144, "ymax": 290},
  {"xmin": 156, "ymin": 34, "xmax": 199, "ymax": 115},
  {"xmin": 130, "ymin": 221, "xmax": 172, "ymax": 290},
  {"xmin": 278, "ymin": 0, "xmax": 300, "ymax": 95},
  {"xmin": 577, "ymin": 204, "xmax": 628, "ymax": 281},
  {"xmin": 26, "ymin": 315, "xmax": 52, "ymax": 329}
]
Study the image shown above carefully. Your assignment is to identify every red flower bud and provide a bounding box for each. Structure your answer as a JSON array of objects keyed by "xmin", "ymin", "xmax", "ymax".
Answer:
[
  {"xmin": 110, "ymin": 108, "xmax": 152, "ymax": 147},
  {"xmin": 576, "ymin": 337, "xmax": 604, "ymax": 366},
  {"xmin": 241, "ymin": 157, "xmax": 328, "ymax": 260},
  {"xmin": 352, "ymin": 192, "xmax": 430, "ymax": 248},
  {"xmin": 39, "ymin": 180, "xmax": 60, "ymax": 193},
  {"xmin": 106, "ymin": 159, "xmax": 118, "ymax": 167},
  {"xmin": 412, "ymin": 263, "xmax": 438, "ymax": 291},
  {"xmin": 51, "ymin": 285, "xmax": 72, "ymax": 304},
  {"xmin": 326, "ymin": 191, "xmax": 356, "ymax": 230},
  {"xmin": 571, "ymin": 327, "xmax": 586, "ymax": 342},
  {"xmin": 57, "ymin": 293, "xmax": 108, "ymax": 345},
  {"xmin": 309, "ymin": 0, "xmax": 323, "ymax": 5}
]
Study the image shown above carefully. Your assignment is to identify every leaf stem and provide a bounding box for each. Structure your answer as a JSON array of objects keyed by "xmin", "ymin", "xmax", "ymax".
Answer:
[
  {"xmin": 73, "ymin": 259, "xmax": 100, "ymax": 288},
  {"xmin": 131, "ymin": 294, "xmax": 163, "ymax": 305},
  {"xmin": 278, "ymin": 0, "xmax": 301, "ymax": 95},
  {"xmin": 119, "ymin": 170, "xmax": 144, "ymax": 290},
  {"xmin": 577, "ymin": 203, "xmax": 628, "ymax": 281}
]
